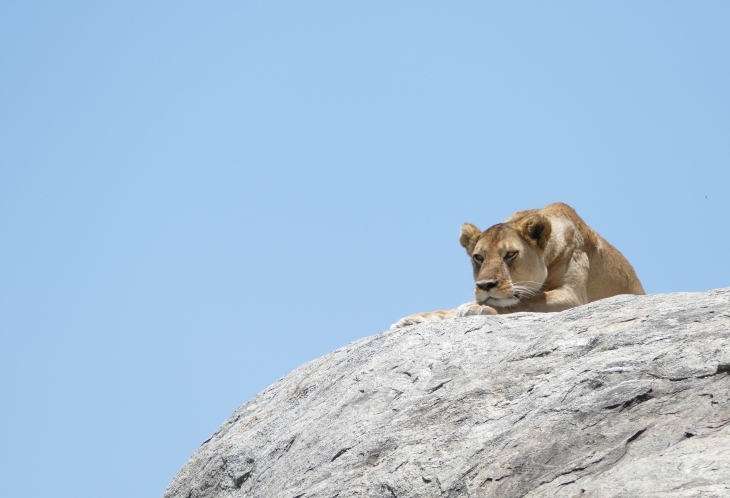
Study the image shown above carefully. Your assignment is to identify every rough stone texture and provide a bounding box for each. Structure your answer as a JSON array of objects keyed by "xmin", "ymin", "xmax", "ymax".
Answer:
[{"xmin": 163, "ymin": 289, "xmax": 730, "ymax": 498}]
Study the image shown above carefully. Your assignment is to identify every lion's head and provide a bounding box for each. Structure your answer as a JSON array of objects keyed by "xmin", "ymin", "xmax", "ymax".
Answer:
[{"xmin": 459, "ymin": 214, "xmax": 552, "ymax": 308}]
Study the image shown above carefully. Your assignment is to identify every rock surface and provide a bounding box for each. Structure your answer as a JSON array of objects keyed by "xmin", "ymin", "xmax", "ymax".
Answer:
[{"xmin": 163, "ymin": 289, "xmax": 730, "ymax": 498}]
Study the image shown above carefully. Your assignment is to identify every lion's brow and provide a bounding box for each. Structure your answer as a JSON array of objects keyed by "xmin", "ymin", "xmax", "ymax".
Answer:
[{"xmin": 483, "ymin": 223, "xmax": 513, "ymax": 239}]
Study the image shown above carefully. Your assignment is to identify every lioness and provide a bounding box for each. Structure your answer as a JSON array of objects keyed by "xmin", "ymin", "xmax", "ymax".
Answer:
[{"xmin": 391, "ymin": 202, "xmax": 644, "ymax": 329}]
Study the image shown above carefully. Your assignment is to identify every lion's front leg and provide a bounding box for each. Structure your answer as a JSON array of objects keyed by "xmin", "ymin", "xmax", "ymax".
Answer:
[
  {"xmin": 390, "ymin": 302, "xmax": 498, "ymax": 330},
  {"xmin": 390, "ymin": 309, "xmax": 456, "ymax": 330}
]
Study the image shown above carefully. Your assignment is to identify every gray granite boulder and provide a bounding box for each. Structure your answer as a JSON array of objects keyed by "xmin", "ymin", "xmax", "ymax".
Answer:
[{"xmin": 163, "ymin": 288, "xmax": 730, "ymax": 497}]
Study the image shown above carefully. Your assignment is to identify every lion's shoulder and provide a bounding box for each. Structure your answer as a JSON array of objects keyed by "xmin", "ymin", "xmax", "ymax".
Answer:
[{"xmin": 535, "ymin": 203, "xmax": 644, "ymax": 297}]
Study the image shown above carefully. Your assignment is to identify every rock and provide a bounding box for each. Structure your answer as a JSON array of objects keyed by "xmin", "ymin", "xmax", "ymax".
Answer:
[{"xmin": 162, "ymin": 289, "xmax": 730, "ymax": 497}]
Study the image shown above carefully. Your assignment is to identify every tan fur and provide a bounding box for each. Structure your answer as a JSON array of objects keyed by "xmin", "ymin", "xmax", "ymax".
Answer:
[{"xmin": 391, "ymin": 203, "xmax": 644, "ymax": 329}]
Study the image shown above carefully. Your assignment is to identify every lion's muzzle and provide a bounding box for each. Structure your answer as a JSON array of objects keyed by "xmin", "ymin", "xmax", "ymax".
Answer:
[{"xmin": 476, "ymin": 280, "xmax": 498, "ymax": 292}]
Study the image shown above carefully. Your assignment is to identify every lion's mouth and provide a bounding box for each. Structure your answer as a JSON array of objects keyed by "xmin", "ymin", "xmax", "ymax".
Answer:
[
  {"xmin": 475, "ymin": 284, "xmax": 541, "ymax": 308},
  {"xmin": 483, "ymin": 296, "xmax": 521, "ymax": 308},
  {"xmin": 475, "ymin": 287, "xmax": 521, "ymax": 308}
]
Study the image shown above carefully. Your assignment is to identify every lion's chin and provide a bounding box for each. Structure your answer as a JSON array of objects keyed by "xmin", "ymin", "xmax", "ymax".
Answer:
[{"xmin": 483, "ymin": 296, "xmax": 520, "ymax": 308}]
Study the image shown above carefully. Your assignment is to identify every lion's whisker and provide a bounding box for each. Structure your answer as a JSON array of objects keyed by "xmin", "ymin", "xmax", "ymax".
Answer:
[{"xmin": 512, "ymin": 285, "xmax": 540, "ymax": 299}]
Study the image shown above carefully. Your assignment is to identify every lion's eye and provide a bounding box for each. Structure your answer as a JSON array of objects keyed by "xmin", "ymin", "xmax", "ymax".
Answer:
[
  {"xmin": 473, "ymin": 254, "xmax": 484, "ymax": 264},
  {"xmin": 504, "ymin": 251, "xmax": 518, "ymax": 260}
]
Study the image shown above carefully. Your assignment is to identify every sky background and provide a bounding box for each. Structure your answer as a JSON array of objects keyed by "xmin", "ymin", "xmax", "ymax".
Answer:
[{"xmin": 1, "ymin": 2, "xmax": 729, "ymax": 497}]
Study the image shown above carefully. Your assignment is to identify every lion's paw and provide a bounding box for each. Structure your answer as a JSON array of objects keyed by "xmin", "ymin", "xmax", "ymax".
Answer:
[
  {"xmin": 456, "ymin": 302, "xmax": 497, "ymax": 317},
  {"xmin": 390, "ymin": 310, "xmax": 454, "ymax": 330},
  {"xmin": 390, "ymin": 314, "xmax": 428, "ymax": 330}
]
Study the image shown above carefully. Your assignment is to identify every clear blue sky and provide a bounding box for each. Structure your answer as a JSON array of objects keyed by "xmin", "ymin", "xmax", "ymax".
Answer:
[{"xmin": 1, "ymin": 2, "xmax": 728, "ymax": 497}]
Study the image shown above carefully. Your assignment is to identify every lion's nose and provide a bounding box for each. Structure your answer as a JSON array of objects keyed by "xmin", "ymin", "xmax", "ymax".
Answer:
[{"xmin": 476, "ymin": 280, "xmax": 498, "ymax": 291}]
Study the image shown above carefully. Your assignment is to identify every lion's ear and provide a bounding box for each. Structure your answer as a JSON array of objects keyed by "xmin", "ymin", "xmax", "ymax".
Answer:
[
  {"xmin": 459, "ymin": 223, "xmax": 481, "ymax": 255},
  {"xmin": 519, "ymin": 214, "xmax": 551, "ymax": 250}
]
